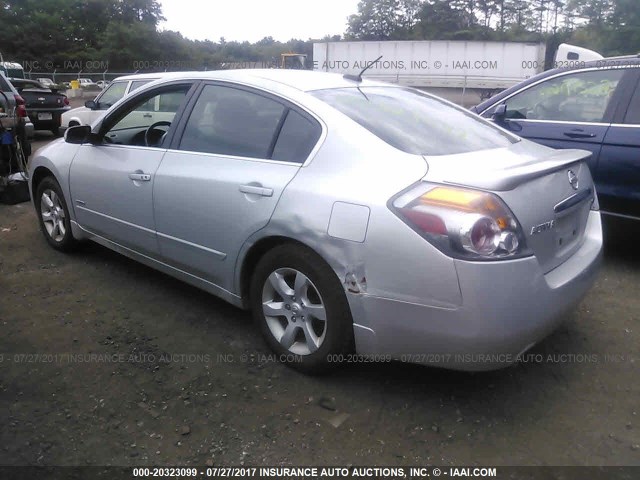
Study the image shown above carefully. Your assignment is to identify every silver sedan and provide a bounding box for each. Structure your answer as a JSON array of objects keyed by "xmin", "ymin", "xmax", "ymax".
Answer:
[{"xmin": 28, "ymin": 70, "xmax": 603, "ymax": 373}]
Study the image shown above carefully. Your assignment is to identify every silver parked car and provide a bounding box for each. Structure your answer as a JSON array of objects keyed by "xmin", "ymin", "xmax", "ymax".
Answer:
[{"xmin": 28, "ymin": 70, "xmax": 603, "ymax": 373}]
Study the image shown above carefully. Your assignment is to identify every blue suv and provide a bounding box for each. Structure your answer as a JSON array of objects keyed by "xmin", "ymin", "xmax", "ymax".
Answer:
[{"xmin": 472, "ymin": 57, "xmax": 640, "ymax": 220}]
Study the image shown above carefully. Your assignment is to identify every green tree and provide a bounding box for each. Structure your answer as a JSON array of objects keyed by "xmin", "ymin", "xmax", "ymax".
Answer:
[
  {"xmin": 347, "ymin": 0, "xmax": 403, "ymax": 40},
  {"xmin": 415, "ymin": 1, "xmax": 469, "ymax": 39}
]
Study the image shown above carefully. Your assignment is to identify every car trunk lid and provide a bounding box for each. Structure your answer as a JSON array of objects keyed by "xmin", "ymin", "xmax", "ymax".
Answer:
[
  {"xmin": 20, "ymin": 88, "xmax": 65, "ymax": 109},
  {"xmin": 424, "ymin": 142, "xmax": 596, "ymax": 273}
]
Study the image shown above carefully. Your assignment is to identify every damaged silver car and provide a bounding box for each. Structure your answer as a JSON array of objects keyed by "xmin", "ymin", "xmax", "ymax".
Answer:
[{"xmin": 29, "ymin": 70, "xmax": 602, "ymax": 373}]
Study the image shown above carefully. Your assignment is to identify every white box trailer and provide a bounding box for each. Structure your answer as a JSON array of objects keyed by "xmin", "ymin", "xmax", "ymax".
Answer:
[{"xmin": 312, "ymin": 40, "xmax": 602, "ymax": 95}]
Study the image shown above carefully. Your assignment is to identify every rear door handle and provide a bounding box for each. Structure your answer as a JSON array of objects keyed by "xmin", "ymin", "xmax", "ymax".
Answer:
[
  {"xmin": 564, "ymin": 131, "xmax": 596, "ymax": 139},
  {"xmin": 129, "ymin": 173, "xmax": 151, "ymax": 182},
  {"xmin": 143, "ymin": 113, "xmax": 153, "ymax": 119},
  {"xmin": 239, "ymin": 185, "xmax": 273, "ymax": 197}
]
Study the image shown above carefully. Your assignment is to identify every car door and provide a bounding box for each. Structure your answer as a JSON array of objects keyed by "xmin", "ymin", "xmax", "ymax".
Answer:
[
  {"xmin": 597, "ymin": 69, "xmax": 640, "ymax": 218},
  {"xmin": 482, "ymin": 68, "xmax": 628, "ymax": 174},
  {"xmin": 69, "ymin": 83, "xmax": 194, "ymax": 257},
  {"xmin": 153, "ymin": 82, "xmax": 322, "ymax": 289}
]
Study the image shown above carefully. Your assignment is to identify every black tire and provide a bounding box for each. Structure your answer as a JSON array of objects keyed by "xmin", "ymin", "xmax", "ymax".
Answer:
[
  {"xmin": 250, "ymin": 244, "xmax": 354, "ymax": 374},
  {"xmin": 34, "ymin": 177, "xmax": 79, "ymax": 252}
]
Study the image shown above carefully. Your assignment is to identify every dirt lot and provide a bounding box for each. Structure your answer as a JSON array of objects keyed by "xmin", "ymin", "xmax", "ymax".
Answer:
[{"xmin": 0, "ymin": 132, "xmax": 639, "ymax": 468}]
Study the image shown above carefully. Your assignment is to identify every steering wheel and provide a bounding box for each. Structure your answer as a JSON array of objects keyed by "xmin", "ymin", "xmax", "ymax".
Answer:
[{"xmin": 144, "ymin": 121, "xmax": 171, "ymax": 147}]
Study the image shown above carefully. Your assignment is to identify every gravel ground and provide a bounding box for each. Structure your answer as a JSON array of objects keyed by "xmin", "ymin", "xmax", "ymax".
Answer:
[{"xmin": 0, "ymin": 131, "xmax": 639, "ymax": 469}]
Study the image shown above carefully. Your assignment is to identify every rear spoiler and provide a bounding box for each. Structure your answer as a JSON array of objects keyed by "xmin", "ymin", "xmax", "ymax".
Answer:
[{"xmin": 439, "ymin": 149, "xmax": 592, "ymax": 191}]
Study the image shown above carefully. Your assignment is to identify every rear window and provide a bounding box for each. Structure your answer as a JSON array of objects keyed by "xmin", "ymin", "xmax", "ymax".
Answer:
[{"xmin": 311, "ymin": 87, "xmax": 517, "ymax": 155}]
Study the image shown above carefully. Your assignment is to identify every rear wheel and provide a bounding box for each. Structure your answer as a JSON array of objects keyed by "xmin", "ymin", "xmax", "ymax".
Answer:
[
  {"xmin": 35, "ymin": 177, "xmax": 79, "ymax": 252},
  {"xmin": 250, "ymin": 244, "xmax": 353, "ymax": 374}
]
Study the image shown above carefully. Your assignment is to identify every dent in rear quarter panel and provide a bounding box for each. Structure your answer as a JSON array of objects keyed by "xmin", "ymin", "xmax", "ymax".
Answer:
[{"xmin": 240, "ymin": 118, "xmax": 462, "ymax": 347}]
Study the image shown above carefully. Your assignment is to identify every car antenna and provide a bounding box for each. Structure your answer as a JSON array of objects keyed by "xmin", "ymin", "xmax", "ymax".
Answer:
[{"xmin": 343, "ymin": 55, "xmax": 383, "ymax": 83}]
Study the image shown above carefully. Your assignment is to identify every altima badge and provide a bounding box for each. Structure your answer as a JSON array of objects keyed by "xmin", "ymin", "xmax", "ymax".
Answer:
[{"xmin": 568, "ymin": 170, "xmax": 579, "ymax": 190}]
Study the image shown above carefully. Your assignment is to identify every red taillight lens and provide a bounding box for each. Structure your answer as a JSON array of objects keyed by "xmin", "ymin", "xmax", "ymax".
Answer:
[
  {"xmin": 401, "ymin": 209, "xmax": 447, "ymax": 235},
  {"xmin": 63, "ymin": 96, "xmax": 69, "ymax": 106},
  {"xmin": 14, "ymin": 95, "xmax": 27, "ymax": 117},
  {"xmin": 392, "ymin": 184, "xmax": 529, "ymax": 260}
]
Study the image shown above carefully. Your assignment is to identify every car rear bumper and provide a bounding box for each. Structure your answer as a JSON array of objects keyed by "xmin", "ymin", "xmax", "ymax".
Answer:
[
  {"xmin": 353, "ymin": 210, "xmax": 603, "ymax": 371},
  {"xmin": 28, "ymin": 108, "xmax": 69, "ymax": 130}
]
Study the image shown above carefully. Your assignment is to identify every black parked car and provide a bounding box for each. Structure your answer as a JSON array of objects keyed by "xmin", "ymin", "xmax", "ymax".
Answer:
[
  {"xmin": 10, "ymin": 78, "xmax": 70, "ymax": 135},
  {"xmin": 472, "ymin": 56, "xmax": 640, "ymax": 221}
]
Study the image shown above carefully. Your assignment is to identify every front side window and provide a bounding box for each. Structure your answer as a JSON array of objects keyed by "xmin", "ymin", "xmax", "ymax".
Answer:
[
  {"xmin": 102, "ymin": 84, "xmax": 190, "ymax": 147},
  {"xmin": 97, "ymin": 81, "xmax": 128, "ymax": 110},
  {"xmin": 504, "ymin": 69, "xmax": 624, "ymax": 123},
  {"xmin": 180, "ymin": 85, "xmax": 285, "ymax": 159},
  {"xmin": 312, "ymin": 86, "xmax": 516, "ymax": 156}
]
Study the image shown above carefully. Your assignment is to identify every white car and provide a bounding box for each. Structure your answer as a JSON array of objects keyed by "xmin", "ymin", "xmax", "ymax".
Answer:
[
  {"xmin": 78, "ymin": 78, "xmax": 97, "ymax": 88},
  {"xmin": 96, "ymin": 80, "xmax": 111, "ymax": 89},
  {"xmin": 60, "ymin": 73, "xmax": 165, "ymax": 135},
  {"xmin": 36, "ymin": 78, "xmax": 56, "ymax": 88}
]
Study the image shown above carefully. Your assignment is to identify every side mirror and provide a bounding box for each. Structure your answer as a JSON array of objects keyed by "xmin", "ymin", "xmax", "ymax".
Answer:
[
  {"xmin": 65, "ymin": 125, "xmax": 91, "ymax": 144},
  {"xmin": 85, "ymin": 100, "xmax": 97, "ymax": 110},
  {"xmin": 492, "ymin": 104, "xmax": 507, "ymax": 122}
]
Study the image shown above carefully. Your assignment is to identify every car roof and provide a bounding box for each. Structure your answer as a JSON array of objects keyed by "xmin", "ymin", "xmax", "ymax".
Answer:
[
  {"xmin": 473, "ymin": 55, "xmax": 640, "ymax": 113},
  {"xmin": 111, "ymin": 72, "xmax": 182, "ymax": 82},
  {"xmin": 129, "ymin": 69, "xmax": 394, "ymax": 92}
]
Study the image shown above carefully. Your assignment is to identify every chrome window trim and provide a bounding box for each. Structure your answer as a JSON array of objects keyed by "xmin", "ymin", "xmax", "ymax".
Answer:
[
  {"xmin": 96, "ymin": 144, "xmax": 168, "ymax": 153},
  {"xmin": 610, "ymin": 123, "xmax": 640, "ymax": 128},
  {"xmin": 164, "ymin": 147, "xmax": 304, "ymax": 167},
  {"xmin": 505, "ymin": 118, "xmax": 611, "ymax": 127},
  {"xmin": 478, "ymin": 66, "xmax": 631, "ymax": 117}
]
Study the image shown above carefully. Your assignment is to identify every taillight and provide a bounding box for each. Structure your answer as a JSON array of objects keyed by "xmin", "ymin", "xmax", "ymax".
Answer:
[
  {"xmin": 391, "ymin": 183, "xmax": 531, "ymax": 261},
  {"xmin": 14, "ymin": 95, "xmax": 27, "ymax": 117},
  {"xmin": 63, "ymin": 96, "xmax": 69, "ymax": 106}
]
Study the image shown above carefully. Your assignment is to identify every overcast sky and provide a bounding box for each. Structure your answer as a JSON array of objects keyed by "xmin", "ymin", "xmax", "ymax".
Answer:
[{"xmin": 158, "ymin": 0, "xmax": 360, "ymax": 43}]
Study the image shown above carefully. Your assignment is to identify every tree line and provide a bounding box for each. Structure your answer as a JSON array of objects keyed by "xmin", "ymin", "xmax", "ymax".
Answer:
[
  {"xmin": 347, "ymin": 0, "xmax": 640, "ymax": 56},
  {"xmin": 0, "ymin": 0, "xmax": 637, "ymax": 74}
]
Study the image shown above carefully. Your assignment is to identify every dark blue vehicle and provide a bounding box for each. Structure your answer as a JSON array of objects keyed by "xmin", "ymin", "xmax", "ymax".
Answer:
[{"xmin": 472, "ymin": 57, "xmax": 640, "ymax": 220}]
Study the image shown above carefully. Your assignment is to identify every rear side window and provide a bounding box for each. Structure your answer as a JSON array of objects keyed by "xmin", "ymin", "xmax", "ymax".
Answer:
[
  {"xmin": 312, "ymin": 87, "xmax": 516, "ymax": 155},
  {"xmin": 180, "ymin": 84, "xmax": 285, "ymax": 159},
  {"xmin": 272, "ymin": 110, "xmax": 321, "ymax": 163}
]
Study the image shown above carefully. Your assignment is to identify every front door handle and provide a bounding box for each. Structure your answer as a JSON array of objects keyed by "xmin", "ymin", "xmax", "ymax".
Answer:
[
  {"xmin": 564, "ymin": 131, "xmax": 596, "ymax": 139},
  {"xmin": 129, "ymin": 173, "xmax": 151, "ymax": 182},
  {"xmin": 239, "ymin": 185, "xmax": 273, "ymax": 197}
]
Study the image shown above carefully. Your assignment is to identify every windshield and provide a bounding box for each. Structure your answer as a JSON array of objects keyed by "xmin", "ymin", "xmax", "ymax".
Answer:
[{"xmin": 311, "ymin": 86, "xmax": 517, "ymax": 156}]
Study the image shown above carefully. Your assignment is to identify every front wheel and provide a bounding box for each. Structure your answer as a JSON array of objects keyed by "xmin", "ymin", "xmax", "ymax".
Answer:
[
  {"xmin": 35, "ymin": 177, "xmax": 79, "ymax": 252},
  {"xmin": 250, "ymin": 244, "xmax": 354, "ymax": 374}
]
